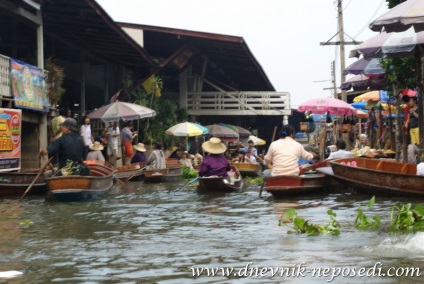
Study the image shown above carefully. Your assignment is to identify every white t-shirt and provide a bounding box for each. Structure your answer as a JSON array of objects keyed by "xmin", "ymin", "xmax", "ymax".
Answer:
[
  {"xmin": 417, "ymin": 163, "xmax": 424, "ymax": 176},
  {"xmin": 80, "ymin": 124, "xmax": 92, "ymax": 146},
  {"xmin": 106, "ymin": 126, "xmax": 120, "ymax": 147}
]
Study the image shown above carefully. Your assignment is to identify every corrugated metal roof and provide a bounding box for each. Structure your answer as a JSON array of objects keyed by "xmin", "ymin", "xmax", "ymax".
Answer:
[
  {"xmin": 41, "ymin": 0, "xmax": 157, "ymax": 67},
  {"xmin": 118, "ymin": 23, "xmax": 275, "ymax": 91}
]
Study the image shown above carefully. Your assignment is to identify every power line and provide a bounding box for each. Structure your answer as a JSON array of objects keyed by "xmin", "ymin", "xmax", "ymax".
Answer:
[{"xmin": 353, "ymin": 0, "xmax": 385, "ymax": 39}]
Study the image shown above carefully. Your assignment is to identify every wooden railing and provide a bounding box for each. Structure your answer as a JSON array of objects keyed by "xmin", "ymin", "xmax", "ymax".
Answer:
[{"xmin": 187, "ymin": 91, "xmax": 291, "ymax": 116}]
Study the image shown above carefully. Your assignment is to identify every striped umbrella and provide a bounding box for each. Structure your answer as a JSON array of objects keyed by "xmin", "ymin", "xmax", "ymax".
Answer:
[{"xmin": 165, "ymin": 122, "xmax": 208, "ymax": 137}]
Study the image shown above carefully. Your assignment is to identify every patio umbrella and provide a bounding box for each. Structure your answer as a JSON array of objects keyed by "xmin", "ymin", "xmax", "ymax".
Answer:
[
  {"xmin": 356, "ymin": 109, "xmax": 369, "ymax": 119},
  {"xmin": 248, "ymin": 135, "xmax": 266, "ymax": 146},
  {"xmin": 220, "ymin": 124, "xmax": 252, "ymax": 137},
  {"xmin": 88, "ymin": 101, "xmax": 156, "ymax": 122},
  {"xmin": 351, "ymin": 101, "xmax": 367, "ymax": 109},
  {"xmin": 205, "ymin": 124, "xmax": 239, "ymax": 142},
  {"xmin": 165, "ymin": 122, "xmax": 208, "ymax": 137},
  {"xmin": 350, "ymin": 26, "xmax": 424, "ymax": 59},
  {"xmin": 297, "ymin": 97, "xmax": 357, "ymax": 116},
  {"xmin": 340, "ymin": 74, "xmax": 385, "ymax": 91},
  {"xmin": 369, "ymin": 0, "xmax": 424, "ymax": 33},
  {"xmin": 343, "ymin": 58, "xmax": 385, "ymax": 76},
  {"xmin": 358, "ymin": 90, "xmax": 381, "ymax": 102}
]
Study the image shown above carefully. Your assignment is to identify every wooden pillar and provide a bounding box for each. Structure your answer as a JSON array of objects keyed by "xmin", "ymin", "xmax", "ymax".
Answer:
[
  {"xmin": 179, "ymin": 69, "xmax": 188, "ymax": 109},
  {"xmin": 104, "ymin": 64, "xmax": 109, "ymax": 103},
  {"xmin": 36, "ymin": 13, "xmax": 47, "ymax": 154},
  {"xmin": 80, "ymin": 54, "xmax": 86, "ymax": 116}
]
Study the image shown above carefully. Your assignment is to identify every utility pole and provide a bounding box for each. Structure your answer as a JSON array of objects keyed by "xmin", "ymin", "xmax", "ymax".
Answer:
[
  {"xmin": 331, "ymin": 61, "xmax": 337, "ymax": 98},
  {"xmin": 320, "ymin": 0, "xmax": 361, "ymax": 102}
]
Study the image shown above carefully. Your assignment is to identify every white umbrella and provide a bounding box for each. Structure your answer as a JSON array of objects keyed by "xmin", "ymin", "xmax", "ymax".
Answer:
[{"xmin": 88, "ymin": 101, "xmax": 156, "ymax": 122}]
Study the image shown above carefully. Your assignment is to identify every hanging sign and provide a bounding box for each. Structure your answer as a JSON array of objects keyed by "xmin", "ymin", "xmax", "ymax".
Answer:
[
  {"xmin": 10, "ymin": 58, "xmax": 49, "ymax": 112},
  {"xmin": 0, "ymin": 108, "xmax": 22, "ymax": 172}
]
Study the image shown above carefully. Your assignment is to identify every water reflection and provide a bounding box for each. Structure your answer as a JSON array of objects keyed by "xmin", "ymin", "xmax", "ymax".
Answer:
[{"xmin": 0, "ymin": 182, "xmax": 423, "ymax": 283}]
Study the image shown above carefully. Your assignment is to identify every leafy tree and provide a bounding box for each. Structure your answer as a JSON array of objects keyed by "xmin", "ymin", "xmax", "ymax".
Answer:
[{"xmin": 387, "ymin": 0, "xmax": 406, "ymax": 9}]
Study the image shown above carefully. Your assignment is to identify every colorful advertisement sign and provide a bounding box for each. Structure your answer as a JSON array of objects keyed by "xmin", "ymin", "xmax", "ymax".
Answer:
[
  {"xmin": 0, "ymin": 108, "xmax": 22, "ymax": 172},
  {"xmin": 10, "ymin": 58, "xmax": 49, "ymax": 112}
]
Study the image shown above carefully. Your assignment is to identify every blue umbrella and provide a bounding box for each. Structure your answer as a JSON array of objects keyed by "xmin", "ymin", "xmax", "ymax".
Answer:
[{"xmin": 350, "ymin": 101, "xmax": 367, "ymax": 110}]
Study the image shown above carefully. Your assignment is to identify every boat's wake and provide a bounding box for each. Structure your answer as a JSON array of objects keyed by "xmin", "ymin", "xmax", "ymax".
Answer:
[{"xmin": 364, "ymin": 232, "xmax": 424, "ymax": 258}]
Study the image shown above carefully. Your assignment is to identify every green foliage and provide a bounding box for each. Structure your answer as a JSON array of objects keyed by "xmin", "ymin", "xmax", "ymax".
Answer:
[
  {"xmin": 279, "ymin": 209, "xmax": 340, "ymax": 236},
  {"xmin": 182, "ymin": 166, "xmax": 198, "ymax": 180},
  {"xmin": 354, "ymin": 196, "xmax": 381, "ymax": 230},
  {"xmin": 381, "ymin": 57, "xmax": 416, "ymax": 93},
  {"xmin": 244, "ymin": 176, "xmax": 264, "ymax": 186},
  {"xmin": 390, "ymin": 203, "xmax": 424, "ymax": 232},
  {"xmin": 129, "ymin": 75, "xmax": 188, "ymax": 146},
  {"xmin": 387, "ymin": 0, "xmax": 406, "ymax": 9}
]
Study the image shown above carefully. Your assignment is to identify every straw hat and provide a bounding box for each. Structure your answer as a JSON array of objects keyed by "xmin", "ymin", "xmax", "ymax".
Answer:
[
  {"xmin": 202, "ymin": 137, "xmax": 227, "ymax": 154},
  {"xmin": 89, "ymin": 141, "xmax": 104, "ymax": 151},
  {"xmin": 133, "ymin": 143, "xmax": 147, "ymax": 152}
]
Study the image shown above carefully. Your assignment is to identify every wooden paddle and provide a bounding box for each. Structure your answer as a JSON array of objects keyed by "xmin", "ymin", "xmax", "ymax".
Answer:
[
  {"xmin": 174, "ymin": 176, "xmax": 199, "ymax": 192},
  {"xmin": 122, "ymin": 166, "xmax": 146, "ymax": 183},
  {"xmin": 19, "ymin": 156, "xmax": 54, "ymax": 202},
  {"xmin": 259, "ymin": 178, "xmax": 266, "ymax": 197}
]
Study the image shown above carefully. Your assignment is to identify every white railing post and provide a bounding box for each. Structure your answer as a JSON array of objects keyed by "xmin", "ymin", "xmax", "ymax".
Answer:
[{"xmin": 0, "ymin": 54, "xmax": 11, "ymax": 97}]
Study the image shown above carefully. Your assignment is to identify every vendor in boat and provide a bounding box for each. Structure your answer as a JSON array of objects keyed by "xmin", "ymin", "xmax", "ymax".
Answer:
[
  {"xmin": 326, "ymin": 140, "xmax": 354, "ymax": 160},
  {"xmin": 232, "ymin": 148, "xmax": 246, "ymax": 163},
  {"xmin": 244, "ymin": 150, "xmax": 258, "ymax": 164},
  {"xmin": 179, "ymin": 151, "xmax": 194, "ymax": 169},
  {"xmin": 199, "ymin": 137, "xmax": 231, "ymax": 177},
  {"xmin": 263, "ymin": 124, "xmax": 315, "ymax": 177},
  {"xmin": 131, "ymin": 143, "xmax": 147, "ymax": 164},
  {"xmin": 86, "ymin": 141, "xmax": 105, "ymax": 161},
  {"xmin": 38, "ymin": 118, "xmax": 85, "ymax": 169},
  {"xmin": 238, "ymin": 140, "xmax": 258, "ymax": 156},
  {"xmin": 146, "ymin": 142, "xmax": 166, "ymax": 170}
]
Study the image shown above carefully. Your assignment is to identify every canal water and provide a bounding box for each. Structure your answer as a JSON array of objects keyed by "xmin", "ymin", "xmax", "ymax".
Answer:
[{"xmin": 1, "ymin": 181, "xmax": 424, "ymax": 283}]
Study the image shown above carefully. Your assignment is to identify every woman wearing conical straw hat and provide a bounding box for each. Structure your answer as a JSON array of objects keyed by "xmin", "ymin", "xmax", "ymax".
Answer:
[
  {"xmin": 199, "ymin": 137, "xmax": 230, "ymax": 177},
  {"xmin": 131, "ymin": 143, "xmax": 147, "ymax": 164},
  {"xmin": 86, "ymin": 141, "xmax": 105, "ymax": 161}
]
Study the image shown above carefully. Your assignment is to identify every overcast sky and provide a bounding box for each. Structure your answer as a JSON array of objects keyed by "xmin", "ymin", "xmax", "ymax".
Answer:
[{"xmin": 96, "ymin": 0, "xmax": 389, "ymax": 107}]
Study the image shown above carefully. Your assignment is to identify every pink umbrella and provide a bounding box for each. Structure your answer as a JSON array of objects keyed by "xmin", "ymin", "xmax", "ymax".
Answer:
[
  {"xmin": 298, "ymin": 97, "xmax": 357, "ymax": 116},
  {"xmin": 370, "ymin": 0, "xmax": 424, "ymax": 33}
]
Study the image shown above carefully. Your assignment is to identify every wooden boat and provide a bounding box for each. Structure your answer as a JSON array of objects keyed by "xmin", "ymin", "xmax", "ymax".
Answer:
[
  {"xmin": 232, "ymin": 163, "xmax": 262, "ymax": 177},
  {"xmin": 144, "ymin": 160, "xmax": 184, "ymax": 183},
  {"xmin": 197, "ymin": 165, "xmax": 242, "ymax": 192},
  {"xmin": 144, "ymin": 168, "xmax": 168, "ymax": 183},
  {"xmin": 114, "ymin": 163, "xmax": 146, "ymax": 181},
  {"xmin": 46, "ymin": 164, "xmax": 114, "ymax": 202},
  {"xmin": 263, "ymin": 161, "xmax": 336, "ymax": 197},
  {"xmin": 327, "ymin": 157, "xmax": 424, "ymax": 197},
  {"xmin": 0, "ymin": 171, "xmax": 47, "ymax": 196}
]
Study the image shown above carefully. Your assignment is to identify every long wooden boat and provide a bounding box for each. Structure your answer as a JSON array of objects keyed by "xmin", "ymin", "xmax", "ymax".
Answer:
[
  {"xmin": 46, "ymin": 164, "xmax": 114, "ymax": 202},
  {"xmin": 232, "ymin": 163, "xmax": 262, "ymax": 177},
  {"xmin": 144, "ymin": 168, "xmax": 168, "ymax": 183},
  {"xmin": 327, "ymin": 157, "xmax": 424, "ymax": 197},
  {"xmin": 165, "ymin": 165, "xmax": 183, "ymax": 182},
  {"xmin": 114, "ymin": 163, "xmax": 146, "ymax": 181},
  {"xmin": 263, "ymin": 161, "xmax": 336, "ymax": 197},
  {"xmin": 0, "ymin": 171, "xmax": 47, "ymax": 196},
  {"xmin": 197, "ymin": 165, "xmax": 242, "ymax": 192}
]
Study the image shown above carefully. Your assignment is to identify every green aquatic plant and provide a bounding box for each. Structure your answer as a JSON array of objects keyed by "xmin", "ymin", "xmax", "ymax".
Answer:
[
  {"xmin": 279, "ymin": 209, "xmax": 340, "ymax": 236},
  {"xmin": 19, "ymin": 219, "xmax": 33, "ymax": 226},
  {"xmin": 182, "ymin": 166, "xmax": 198, "ymax": 180},
  {"xmin": 354, "ymin": 196, "xmax": 381, "ymax": 230},
  {"xmin": 244, "ymin": 176, "xmax": 263, "ymax": 186},
  {"xmin": 390, "ymin": 203, "xmax": 424, "ymax": 233}
]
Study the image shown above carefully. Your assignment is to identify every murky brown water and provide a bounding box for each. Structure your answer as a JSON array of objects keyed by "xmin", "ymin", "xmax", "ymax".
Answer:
[{"xmin": 1, "ymin": 181, "xmax": 424, "ymax": 283}]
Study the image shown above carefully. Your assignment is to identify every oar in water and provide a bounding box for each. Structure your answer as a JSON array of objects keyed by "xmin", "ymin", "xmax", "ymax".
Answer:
[
  {"xmin": 123, "ymin": 166, "xmax": 146, "ymax": 183},
  {"xmin": 174, "ymin": 177, "xmax": 199, "ymax": 192},
  {"xmin": 19, "ymin": 156, "xmax": 54, "ymax": 202},
  {"xmin": 259, "ymin": 178, "xmax": 266, "ymax": 197}
]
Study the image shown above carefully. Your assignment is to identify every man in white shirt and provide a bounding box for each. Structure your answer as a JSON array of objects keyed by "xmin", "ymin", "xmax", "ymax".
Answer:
[
  {"xmin": 326, "ymin": 140, "xmax": 354, "ymax": 160},
  {"xmin": 264, "ymin": 124, "xmax": 315, "ymax": 177}
]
